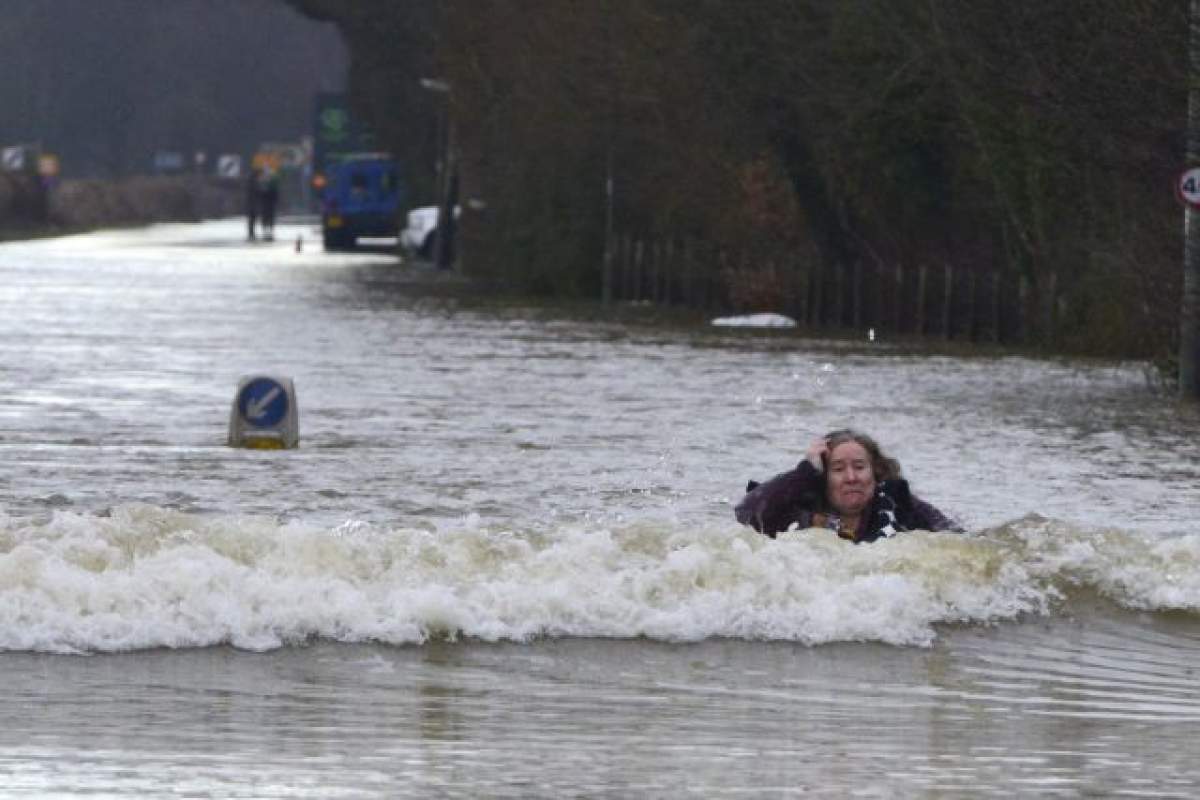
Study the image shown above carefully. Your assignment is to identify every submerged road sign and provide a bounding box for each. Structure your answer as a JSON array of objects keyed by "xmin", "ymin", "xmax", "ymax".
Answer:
[{"xmin": 228, "ymin": 375, "xmax": 298, "ymax": 449}]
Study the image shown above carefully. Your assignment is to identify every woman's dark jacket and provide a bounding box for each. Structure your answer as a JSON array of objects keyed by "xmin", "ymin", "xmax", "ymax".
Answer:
[{"xmin": 734, "ymin": 461, "xmax": 957, "ymax": 543}]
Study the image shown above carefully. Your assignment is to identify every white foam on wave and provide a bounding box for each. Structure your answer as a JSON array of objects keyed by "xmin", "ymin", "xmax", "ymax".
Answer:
[{"xmin": 0, "ymin": 506, "xmax": 1196, "ymax": 653}]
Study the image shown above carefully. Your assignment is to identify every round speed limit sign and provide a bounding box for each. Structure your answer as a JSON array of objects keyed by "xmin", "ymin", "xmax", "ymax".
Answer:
[{"xmin": 1179, "ymin": 167, "xmax": 1200, "ymax": 208}]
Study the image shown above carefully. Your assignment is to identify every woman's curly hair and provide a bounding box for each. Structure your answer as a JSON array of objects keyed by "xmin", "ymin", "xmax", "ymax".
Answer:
[{"xmin": 824, "ymin": 429, "xmax": 902, "ymax": 482}]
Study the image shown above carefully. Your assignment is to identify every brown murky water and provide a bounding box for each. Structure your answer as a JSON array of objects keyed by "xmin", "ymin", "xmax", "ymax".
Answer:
[{"xmin": 1, "ymin": 220, "xmax": 1199, "ymax": 797}]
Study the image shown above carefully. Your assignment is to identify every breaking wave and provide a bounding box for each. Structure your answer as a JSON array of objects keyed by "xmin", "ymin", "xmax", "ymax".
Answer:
[{"xmin": 0, "ymin": 505, "xmax": 1197, "ymax": 653}]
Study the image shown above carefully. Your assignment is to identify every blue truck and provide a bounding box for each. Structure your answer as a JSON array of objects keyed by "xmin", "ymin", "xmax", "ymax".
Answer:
[
  {"xmin": 318, "ymin": 152, "xmax": 403, "ymax": 251},
  {"xmin": 312, "ymin": 93, "xmax": 403, "ymax": 251}
]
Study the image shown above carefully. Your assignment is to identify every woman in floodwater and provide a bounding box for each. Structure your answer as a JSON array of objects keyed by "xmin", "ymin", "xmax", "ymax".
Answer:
[{"xmin": 735, "ymin": 429, "xmax": 958, "ymax": 542}]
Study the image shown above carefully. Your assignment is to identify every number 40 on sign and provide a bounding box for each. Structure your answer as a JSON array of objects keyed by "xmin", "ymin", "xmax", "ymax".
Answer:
[{"xmin": 1178, "ymin": 167, "xmax": 1200, "ymax": 208}]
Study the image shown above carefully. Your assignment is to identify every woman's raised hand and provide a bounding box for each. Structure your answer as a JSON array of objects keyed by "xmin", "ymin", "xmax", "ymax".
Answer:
[{"xmin": 804, "ymin": 436, "xmax": 828, "ymax": 472}]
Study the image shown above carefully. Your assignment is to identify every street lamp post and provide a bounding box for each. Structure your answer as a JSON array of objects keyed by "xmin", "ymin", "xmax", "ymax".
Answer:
[{"xmin": 420, "ymin": 78, "xmax": 456, "ymax": 270}]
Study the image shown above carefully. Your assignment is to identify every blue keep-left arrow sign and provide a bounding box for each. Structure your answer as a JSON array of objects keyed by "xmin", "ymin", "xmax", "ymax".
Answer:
[{"xmin": 237, "ymin": 377, "xmax": 289, "ymax": 428}]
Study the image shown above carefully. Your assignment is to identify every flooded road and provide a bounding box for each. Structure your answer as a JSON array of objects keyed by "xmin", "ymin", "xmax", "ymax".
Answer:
[{"xmin": 2, "ymin": 220, "xmax": 1200, "ymax": 797}]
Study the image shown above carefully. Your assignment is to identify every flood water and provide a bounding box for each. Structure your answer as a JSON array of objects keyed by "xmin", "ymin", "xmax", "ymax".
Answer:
[{"xmin": 1, "ymin": 219, "xmax": 1200, "ymax": 797}]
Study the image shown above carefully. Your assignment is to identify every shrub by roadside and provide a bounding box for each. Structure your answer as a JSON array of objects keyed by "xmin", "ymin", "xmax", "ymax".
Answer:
[
  {"xmin": 48, "ymin": 176, "xmax": 241, "ymax": 229},
  {"xmin": 1, "ymin": 173, "xmax": 241, "ymax": 238}
]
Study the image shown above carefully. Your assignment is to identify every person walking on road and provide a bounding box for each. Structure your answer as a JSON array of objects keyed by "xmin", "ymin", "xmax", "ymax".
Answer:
[
  {"xmin": 246, "ymin": 166, "xmax": 262, "ymax": 241},
  {"xmin": 260, "ymin": 166, "xmax": 280, "ymax": 241}
]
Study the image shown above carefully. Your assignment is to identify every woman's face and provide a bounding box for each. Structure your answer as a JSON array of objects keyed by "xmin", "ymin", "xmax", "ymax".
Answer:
[{"xmin": 826, "ymin": 440, "xmax": 876, "ymax": 516}]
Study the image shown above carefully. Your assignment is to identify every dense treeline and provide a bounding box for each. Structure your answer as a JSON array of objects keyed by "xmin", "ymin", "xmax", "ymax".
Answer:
[{"xmin": 290, "ymin": 0, "xmax": 1187, "ymax": 360}]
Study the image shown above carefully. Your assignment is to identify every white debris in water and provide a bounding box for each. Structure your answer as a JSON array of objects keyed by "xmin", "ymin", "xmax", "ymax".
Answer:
[{"xmin": 710, "ymin": 313, "xmax": 797, "ymax": 328}]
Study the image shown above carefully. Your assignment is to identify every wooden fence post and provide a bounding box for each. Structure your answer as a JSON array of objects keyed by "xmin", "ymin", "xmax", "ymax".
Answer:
[
  {"xmin": 649, "ymin": 239, "xmax": 661, "ymax": 304},
  {"xmin": 916, "ymin": 263, "xmax": 928, "ymax": 335},
  {"xmin": 633, "ymin": 239, "xmax": 645, "ymax": 302},
  {"xmin": 991, "ymin": 270, "xmax": 1002, "ymax": 343},
  {"xmin": 811, "ymin": 261, "xmax": 824, "ymax": 327},
  {"xmin": 965, "ymin": 267, "xmax": 977, "ymax": 341},
  {"xmin": 1017, "ymin": 273, "xmax": 1030, "ymax": 344},
  {"xmin": 682, "ymin": 239, "xmax": 694, "ymax": 307},
  {"xmin": 625, "ymin": 235, "xmax": 634, "ymax": 303},
  {"xmin": 832, "ymin": 262, "xmax": 844, "ymax": 328},
  {"xmin": 619, "ymin": 236, "xmax": 628, "ymax": 304},
  {"xmin": 852, "ymin": 259, "xmax": 864, "ymax": 329},
  {"xmin": 942, "ymin": 262, "xmax": 953, "ymax": 340},
  {"xmin": 796, "ymin": 262, "xmax": 809, "ymax": 325},
  {"xmin": 1043, "ymin": 270, "xmax": 1058, "ymax": 346},
  {"xmin": 664, "ymin": 240, "xmax": 673, "ymax": 304}
]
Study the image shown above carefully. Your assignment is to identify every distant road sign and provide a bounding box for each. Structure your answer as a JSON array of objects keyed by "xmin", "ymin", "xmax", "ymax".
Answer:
[
  {"xmin": 258, "ymin": 142, "xmax": 306, "ymax": 169},
  {"xmin": 2, "ymin": 146, "xmax": 26, "ymax": 172},
  {"xmin": 279, "ymin": 145, "xmax": 306, "ymax": 168},
  {"xmin": 153, "ymin": 151, "xmax": 185, "ymax": 174},
  {"xmin": 313, "ymin": 92, "xmax": 377, "ymax": 170},
  {"xmin": 1179, "ymin": 167, "xmax": 1200, "ymax": 208},
  {"xmin": 216, "ymin": 154, "xmax": 242, "ymax": 178}
]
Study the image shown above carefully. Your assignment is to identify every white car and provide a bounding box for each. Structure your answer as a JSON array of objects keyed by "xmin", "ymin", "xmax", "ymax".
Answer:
[{"xmin": 399, "ymin": 206, "xmax": 439, "ymax": 258}]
